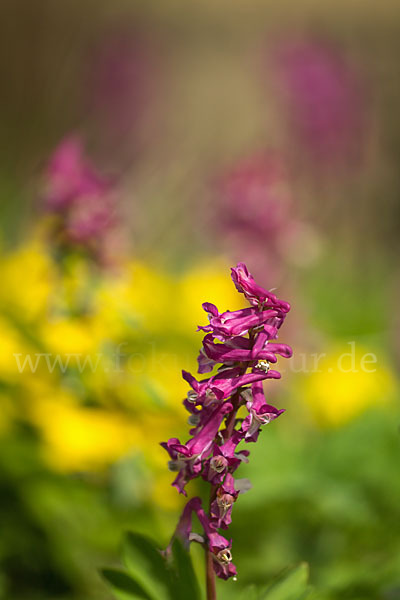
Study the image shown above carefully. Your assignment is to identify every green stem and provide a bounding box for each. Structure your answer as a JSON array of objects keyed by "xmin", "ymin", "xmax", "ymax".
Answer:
[{"xmin": 205, "ymin": 544, "xmax": 217, "ymax": 600}]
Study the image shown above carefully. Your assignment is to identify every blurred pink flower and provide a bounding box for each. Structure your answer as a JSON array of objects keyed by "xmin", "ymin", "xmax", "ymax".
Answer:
[
  {"xmin": 43, "ymin": 136, "xmax": 118, "ymax": 261},
  {"xmin": 214, "ymin": 153, "xmax": 320, "ymax": 281},
  {"xmin": 272, "ymin": 37, "xmax": 368, "ymax": 169}
]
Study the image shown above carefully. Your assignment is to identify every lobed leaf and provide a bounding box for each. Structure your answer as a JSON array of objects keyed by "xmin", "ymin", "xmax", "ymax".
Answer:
[
  {"xmin": 122, "ymin": 532, "xmax": 172, "ymax": 600},
  {"xmin": 170, "ymin": 537, "xmax": 201, "ymax": 600},
  {"xmin": 260, "ymin": 563, "xmax": 312, "ymax": 600},
  {"xmin": 101, "ymin": 568, "xmax": 154, "ymax": 600}
]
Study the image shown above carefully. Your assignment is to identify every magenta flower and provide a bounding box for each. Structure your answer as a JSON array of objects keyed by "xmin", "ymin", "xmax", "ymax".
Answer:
[
  {"xmin": 216, "ymin": 153, "xmax": 292, "ymax": 244},
  {"xmin": 202, "ymin": 332, "xmax": 292, "ymax": 362},
  {"xmin": 231, "ymin": 262, "xmax": 291, "ymax": 312},
  {"xmin": 182, "ymin": 368, "xmax": 274, "ymax": 403},
  {"xmin": 210, "ymin": 473, "xmax": 238, "ymax": 529},
  {"xmin": 170, "ymin": 496, "xmax": 203, "ymax": 550},
  {"xmin": 213, "ymin": 153, "xmax": 298, "ymax": 282},
  {"xmin": 202, "ymin": 432, "xmax": 247, "ymax": 486},
  {"xmin": 44, "ymin": 136, "xmax": 111, "ymax": 213},
  {"xmin": 42, "ymin": 136, "xmax": 117, "ymax": 260},
  {"xmin": 196, "ymin": 503, "xmax": 237, "ymax": 580},
  {"xmin": 168, "ymin": 497, "xmax": 238, "ymax": 580},
  {"xmin": 241, "ymin": 381, "xmax": 285, "ymax": 443},
  {"xmin": 206, "ymin": 532, "xmax": 237, "ymax": 581},
  {"xmin": 213, "ymin": 155, "xmax": 322, "ymax": 284},
  {"xmin": 198, "ymin": 302, "xmax": 282, "ymax": 341},
  {"xmin": 273, "ymin": 37, "xmax": 368, "ymax": 169},
  {"xmin": 161, "ymin": 402, "xmax": 233, "ymax": 494},
  {"xmin": 162, "ymin": 263, "xmax": 291, "ymax": 583}
]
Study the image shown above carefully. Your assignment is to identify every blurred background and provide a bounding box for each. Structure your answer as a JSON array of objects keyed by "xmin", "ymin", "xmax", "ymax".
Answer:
[{"xmin": 0, "ymin": 1, "xmax": 399, "ymax": 599}]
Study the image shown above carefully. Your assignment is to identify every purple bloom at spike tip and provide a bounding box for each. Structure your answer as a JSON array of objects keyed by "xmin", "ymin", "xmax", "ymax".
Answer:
[
  {"xmin": 231, "ymin": 263, "xmax": 291, "ymax": 311},
  {"xmin": 162, "ymin": 262, "xmax": 292, "ymax": 582}
]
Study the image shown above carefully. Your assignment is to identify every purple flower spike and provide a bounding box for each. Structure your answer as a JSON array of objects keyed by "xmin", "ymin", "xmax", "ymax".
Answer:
[
  {"xmin": 162, "ymin": 263, "xmax": 291, "ymax": 582},
  {"xmin": 273, "ymin": 37, "xmax": 369, "ymax": 170},
  {"xmin": 44, "ymin": 136, "xmax": 112, "ymax": 213}
]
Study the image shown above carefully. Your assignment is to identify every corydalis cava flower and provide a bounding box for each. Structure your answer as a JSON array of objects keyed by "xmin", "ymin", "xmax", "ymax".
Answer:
[
  {"xmin": 272, "ymin": 37, "xmax": 368, "ymax": 169},
  {"xmin": 42, "ymin": 136, "xmax": 117, "ymax": 262},
  {"xmin": 162, "ymin": 263, "xmax": 292, "ymax": 586},
  {"xmin": 214, "ymin": 154, "xmax": 320, "ymax": 282}
]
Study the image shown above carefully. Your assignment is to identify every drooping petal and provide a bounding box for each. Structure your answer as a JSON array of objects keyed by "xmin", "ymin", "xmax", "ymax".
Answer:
[{"xmin": 231, "ymin": 262, "xmax": 291, "ymax": 312}]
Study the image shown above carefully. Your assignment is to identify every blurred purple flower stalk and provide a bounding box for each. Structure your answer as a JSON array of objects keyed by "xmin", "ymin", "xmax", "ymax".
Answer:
[
  {"xmin": 273, "ymin": 37, "xmax": 368, "ymax": 169},
  {"xmin": 43, "ymin": 136, "xmax": 117, "ymax": 263},
  {"xmin": 215, "ymin": 153, "xmax": 320, "ymax": 282},
  {"xmin": 162, "ymin": 263, "xmax": 292, "ymax": 597}
]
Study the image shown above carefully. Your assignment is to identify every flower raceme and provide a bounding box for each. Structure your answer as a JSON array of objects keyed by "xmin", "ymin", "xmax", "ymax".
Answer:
[
  {"xmin": 42, "ymin": 136, "xmax": 117, "ymax": 262},
  {"xmin": 162, "ymin": 263, "xmax": 292, "ymax": 582}
]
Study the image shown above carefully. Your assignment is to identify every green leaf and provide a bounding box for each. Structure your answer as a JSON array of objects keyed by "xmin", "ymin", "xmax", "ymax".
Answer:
[
  {"xmin": 170, "ymin": 537, "xmax": 201, "ymax": 600},
  {"xmin": 260, "ymin": 563, "xmax": 312, "ymax": 600},
  {"xmin": 239, "ymin": 584, "xmax": 259, "ymax": 600},
  {"xmin": 101, "ymin": 568, "xmax": 154, "ymax": 600},
  {"xmin": 122, "ymin": 532, "xmax": 172, "ymax": 600}
]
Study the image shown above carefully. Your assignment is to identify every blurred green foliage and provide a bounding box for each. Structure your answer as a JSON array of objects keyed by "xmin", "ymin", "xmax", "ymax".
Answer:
[
  {"xmin": 226, "ymin": 409, "xmax": 400, "ymax": 600},
  {"xmin": 103, "ymin": 533, "xmax": 314, "ymax": 600}
]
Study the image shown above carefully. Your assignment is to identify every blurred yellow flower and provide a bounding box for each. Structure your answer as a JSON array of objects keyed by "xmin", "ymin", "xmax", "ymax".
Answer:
[
  {"xmin": 150, "ymin": 469, "xmax": 186, "ymax": 511},
  {"xmin": 29, "ymin": 389, "xmax": 142, "ymax": 471},
  {"xmin": 123, "ymin": 261, "xmax": 174, "ymax": 333},
  {"xmin": 0, "ymin": 239, "xmax": 243, "ymax": 502},
  {"xmin": 41, "ymin": 317, "xmax": 101, "ymax": 357},
  {"xmin": 177, "ymin": 259, "xmax": 243, "ymax": 337},
  {"xmin": 301, "ymin": 344, "xmax": 396, "ymax": 427},
  {"xmin": 0, "ymin": 316, "xmax": 30, "ymax": 378},
  {"xmin": 0, "ymin": 240, "xmax": 54, "ymax": 322}
]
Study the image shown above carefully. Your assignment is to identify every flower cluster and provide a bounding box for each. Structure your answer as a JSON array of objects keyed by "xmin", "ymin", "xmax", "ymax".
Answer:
[
  {"xmin": 215, "ymin": 153, "xmax": 293, "ymax": 283},
  {"xmin": 42, "ymin": 136, "xmax": 117, "ymax": 262},
  {"xmin": 162, "ymin": 263, "xmax": 292, "ymax": 580},
  {"xmin": 273, "ymin": 37, "xmax": 368, "ymax": 170},
  {"xmin": 214, "ymin": 153, "xmax": 321, "ymax": 284}
]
